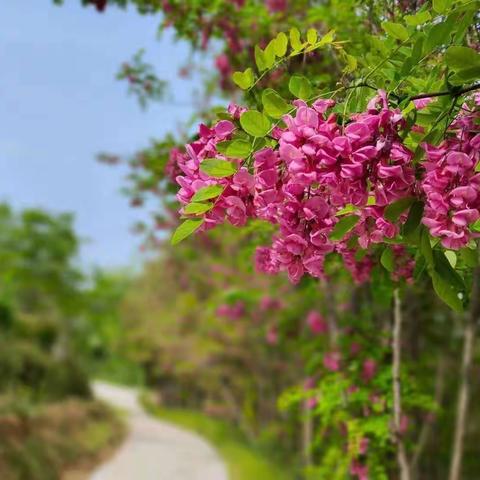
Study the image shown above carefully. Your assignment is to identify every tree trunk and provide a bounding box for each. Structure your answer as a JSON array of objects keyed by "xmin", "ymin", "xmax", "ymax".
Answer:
[
  {"xmin": 393, "ymin": 289, "xmax": 411, "ymax": 480},
  {"xmin": 411, "ymin": 355, "xmax": 446, "ymax": 478},
  {"xmin": 448, "ymin": 265, "xmax": 480, "ymax": 480}
]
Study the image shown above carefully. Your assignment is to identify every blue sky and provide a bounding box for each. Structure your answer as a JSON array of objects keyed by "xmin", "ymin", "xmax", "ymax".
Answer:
[{"xmin": 0, "ymin": 1, "xmax": 202, "ymax": 269}]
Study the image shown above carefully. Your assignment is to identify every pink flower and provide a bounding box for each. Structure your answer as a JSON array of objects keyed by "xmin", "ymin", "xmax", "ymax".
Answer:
[
  {"xmin": 215, "ymin": 54, "xmax": 231, "ymax": 76},
  {"xmin": 259, "ymin": 296, "xmax": 282, "ymax": 311},
  {"xmin": 421, "ymin": 111, "xmax": 480, "ymax": 249},
  {"xmin": 323, "ymin": 351, "xmax": 341, "ymax": 372},
  {"xmin": 303, "ymin": 377, "xmax": 316, "ymax": 390},
  {"xmin": 361, "ymin": 358, "xmax": 377, "ymax": 382},
  {"xmin": 265, "ymin": 0, "xmax": 287, "ymax": 13},
  {"xmin": 359, "ymin": 437, "xmax": 369, "ymax": 455},
  {"xmin": 266, "ymin": 325, "xmax": 279, "ymax": 345},
  {"xmin": 216, "ymin": 301, "xmax": 245, "ymax": 320},
  {"xmin": 399, "ymin": 414, "xmax": 409, "ymax": 434},
  {"xmin": 350, "ymin": 342, "xmax": 361, "ymax": 356},
  {"xmin": 306, "ymin": 311, "xmax": 328, "ymax": 335},
  {"xmin": 413, "ymin": 97, "xmax": 434, "ymax": 110},
  {"xmin": 350, "ymin": 460, "xmax": 369, "ymax": 480}
]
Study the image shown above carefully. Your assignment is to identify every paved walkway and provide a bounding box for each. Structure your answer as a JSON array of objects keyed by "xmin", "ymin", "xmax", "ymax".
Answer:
[{"xmin": 90, "ymin": 382, "xmax": 228, "ymax": 480}]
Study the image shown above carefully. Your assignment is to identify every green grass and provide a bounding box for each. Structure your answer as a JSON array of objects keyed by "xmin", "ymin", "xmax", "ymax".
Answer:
[{"xmin": 142, "ymin": 398, "xmax": 292, "ymax": 480}]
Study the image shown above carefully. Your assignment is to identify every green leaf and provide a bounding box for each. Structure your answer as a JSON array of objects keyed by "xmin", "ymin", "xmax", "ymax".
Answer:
[
  {"xmin": 171, "ymin": 218, "xmax": 204, "ymax": 245},
  {"xmin": 329, "ymin": 215, "xmax": 360, "ymax": 241},
  {"xmin": 431, "ymin": 272, "xmax": 463, "ymax": 311},
  {"xmin": 445, "ymin": 250, "xmax": 457, "ymax": 268},
  {"xmin": 232, "ymin": 68, "xmax": 254, "ymax": 90},
  {"xmin": 274, "ymin": 32, "xmax": 288, "ymax": 57},
  {"xmin": 445, "ymin": 46, "xmax": 480, "ymax": 71},
  {"xmin": 403, "ymin": 201, "xmax": 424, "ymax": 239},
  {"xmin": 289, "ymin": 27, "xmax": 303, "ymax": 51},
  {"xmin": 307, "ymin": 28, "xmax": 318, "ymax": 45},
  {"xmin": 336, "ymin": 204, "xmax": 357, "ymax": 216},
  {"xmin": 470, "ymin": 219, "xmax": 480, "ymax": 232},
  {"xmin": 262, "ymin": 88, "xmax": 291, "ymax": 118},
  {"xmin": 453, "ymin": 9, "xmax": 475, "ymax": 44},
  {"xmin": 254, "ymin": 45, "xmax": 267, "ymax": 72},
  {"xmin": 381, "ymin": 21, "xmax": 409, "ymax": 41},
  {"xmin": 226, "ymin": 140, "xmax": 252, "ymax": 159},
  {"xmin": 288, "ymin": 75, "xmax": 312, "ymax": 100},
  {"xmin": 183, "ymin": 202, "xmax": 213, "ymax": 215},
  {"xmin": 381, "ymin": 247, "xmax": 395, "ymax": 272},
  {"xmin": 414, "ymin": 254, "xmax": 427, "ymax": 281},
  {"xmin": 433, "ymin": 250, "xmax": 465, "ymax": 291},
  {"xmin": 215, "ymin": 140, "xmax": 230, "ymax": 154},
  {"xmin": 344, "ymin": 54, "xmax": 358, "ymax": 73},
  {"xmin": 460, "ymin": 247, "xmax": 478, "ymax": 268},
  {"xmin": 371, "ymin": 266, "xmax": 394, "ymax": 307},
  {"xmin": 424, "ymin": 19, "xmax": 454, "ymax": 54},
  {"xmin": 432, "ymin": 0, "xmax": 450, "ymax": 13},
  {"xmin": 240, "ymin": 110, "xmax": 272, "ymax": 137},
  {"xmin": 405, "ymin": 11, "xmax": 431, "ymax": 26},
  {"xmin": 449, "ymin": 66, "xmax": 480, "ymax": 85},
  {"xmin": 318, "ymin": 29, "xmax": 335, "ymax": 46},
  {"xmin": 200, "ymin": 159, "xmax": 237, "ymax": 178},
  {"xmin": 264, "ymin": 40, "xmax": 277, "ymax": 69},
  {"xmin": 384, "ymin": 197, "xmax": 415, "ymax": 223},
  {"xmin": 411, "ymin": 36, "xmax": 425, "ymax": 64},
  {"xmin": 420, "ymin": 227, "xmax": 433, "ymax": 267},
  {"xmin": 191, "ymin": 185, "xmax": 224, "ymax": 202}
]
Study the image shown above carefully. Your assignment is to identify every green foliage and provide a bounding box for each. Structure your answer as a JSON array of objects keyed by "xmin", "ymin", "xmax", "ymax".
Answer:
[
  {"xmin": 329, "ymin": 215, "xmax": 360, "ymax": 241},
  {"xmin": 191, "ymin": 185, "xmax": 224, "ymax": 202},
  {"xmin": 262, "ymin": 88, "xmax": 290, "ymax": 119},
  {"xmin": 171, "ymin": 218, "xmax": 204, "ymax": 245},
  {"xmin": 288, "ymin": 75, "xmax": 313, "ymax": 100},
  {"xmin": 232, "ymin": 68, "xmax": 254, "ymax": 90},
  {"xmin": 239, "ymin": 110, "xmax": 272, "ymax": 137},
  {"xmin": 200, "ymin": 158, "xmax": 238, "ymax": 177}
]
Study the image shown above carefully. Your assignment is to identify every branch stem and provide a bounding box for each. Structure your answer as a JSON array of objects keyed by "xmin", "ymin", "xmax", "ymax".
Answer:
[{"xmin": 408, "ymin": 83, "xmax": 480, "ymax": 101}]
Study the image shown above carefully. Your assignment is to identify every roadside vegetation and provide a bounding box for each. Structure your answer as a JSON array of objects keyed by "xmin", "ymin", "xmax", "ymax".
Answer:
[{"xmin": 0, "ymin": 399, "xmax": 125, "ymax": 480}]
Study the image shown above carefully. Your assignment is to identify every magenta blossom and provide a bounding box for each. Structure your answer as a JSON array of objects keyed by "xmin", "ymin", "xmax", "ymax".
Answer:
[
  {"xmin": 361, "ymin": 358, "xmax": 377, "ymax": 382},
  {"xmin": 323, "ymin": 351, "xmax": 341, "ymax": 372},
  {"xmin": 306, "ymin": 310, "xmax": 328, "ymax": 335}
]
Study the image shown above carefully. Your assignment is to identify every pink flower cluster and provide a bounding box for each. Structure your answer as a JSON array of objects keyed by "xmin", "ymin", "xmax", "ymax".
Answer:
[
  {"xmin": 216, "ymin": 301, "xmax": 245, "ymax": 320},
  {"xmin": 265, "ymin": 0, "xmax": 288, "ymax": 13},
  {"xmin": 175, "ymin": 107, "xmax": 254, "ymax": 230},
  {"xmin": 253, "ymin": 92, "xmax": 415, "ymax": 283},
  {"xmin": 175, "ymin": 91, "xmax": 480, "ymax": 285},
  {"xmin": 306, "ymin": 310, "xmax": 328, "ymax": 335},
  {"xmin": 421, "ymin": 99, "xmax": 480, "ymax": 249}
]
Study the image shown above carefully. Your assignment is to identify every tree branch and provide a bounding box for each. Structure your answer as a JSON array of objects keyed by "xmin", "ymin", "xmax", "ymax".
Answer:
[
  {"xmin": 393, "ymin": 288, "xmax": 411, "ymax": 480},
  {"xmin": 448, "ymin": 261, "xmax": 480, "ymax": 480},
  {"xmin": 409, "ymin": 83, "xmax": 480, "ymax": 101}
]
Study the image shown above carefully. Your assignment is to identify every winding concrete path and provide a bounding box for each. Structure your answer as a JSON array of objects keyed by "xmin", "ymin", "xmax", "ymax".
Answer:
[{"xmin": 90, "ymin": 382, "xmax": 228, "ymax": 480}]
